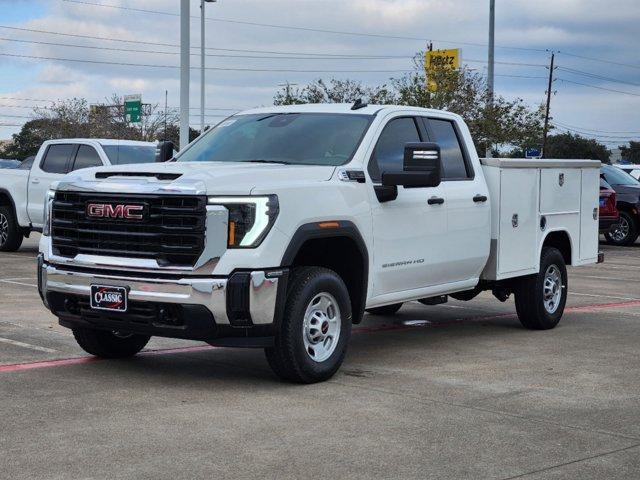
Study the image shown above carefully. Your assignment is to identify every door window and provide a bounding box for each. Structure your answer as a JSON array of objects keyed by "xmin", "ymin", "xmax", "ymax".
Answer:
[
  {"xmin": 72, "ymin": 145, "xmax": 103, "ymax": 171},
  {"xmin": 368, "ymin": 117, "xmax": 421, "ymax": 182},
  {"xmin": 428, "ymin": 119, "xmax": 471, "ymax": 180},
  {"xmin": 40, "ymin": 144, "xmax": 75, "ymax": 174}
]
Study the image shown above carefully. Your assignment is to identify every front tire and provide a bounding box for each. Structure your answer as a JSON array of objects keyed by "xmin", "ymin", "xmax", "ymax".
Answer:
[
  {"xmin": 605, "ymin": 211, "xmax": 638, "ymax": 246},
  {"xmin": 265, "ymin": 267, "xmax": 352, "ymax": 383},
  {"xmin": 72, "ymin": 327, "xmax": 150, "ymax": 358},
  {"xmin": 514, "ymin": 247, "xmax": 568, "ymax": 330},
  {"xmin": 0, "ymin": 205, "xmax": 23, "ymax": 252}
]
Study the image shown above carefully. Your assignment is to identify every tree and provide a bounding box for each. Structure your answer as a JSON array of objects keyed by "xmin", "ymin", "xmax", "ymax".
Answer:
[
  {"xmin": 273, "ymin": 52, "xmax": 546, "ymax": 154},
  {"xmin": 0, "ymin": 95, "xmax": 182, "ymax": 158},
  {"xmin": 274, "ymin": 78, "xmax": 395, "ymax": 106},
  {"xmin": 544, "ymin": 133, "xmax": 610, "ymax": 162},
  {"xmin": 619, "ymin": 141, "xmax": 640, "ymax": 163}
]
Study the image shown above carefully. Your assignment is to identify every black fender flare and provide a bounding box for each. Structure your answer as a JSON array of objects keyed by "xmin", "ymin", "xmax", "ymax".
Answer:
[
  {"xmin": 0, "ymin": 188, "xmax": 19, "ymax": 220},
  {"xmin": 280, "ymin": 220, "xmax": 369, "ymax": 323}
]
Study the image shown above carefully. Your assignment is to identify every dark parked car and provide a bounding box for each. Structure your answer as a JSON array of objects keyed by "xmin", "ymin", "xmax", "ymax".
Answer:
[
  {"xmin": 599, "ymin": 178, "xmax": 619, "ymax": 234},
  {"xmin": 601, "ymin": 164, "xmax": 640, "ymax": 246}
]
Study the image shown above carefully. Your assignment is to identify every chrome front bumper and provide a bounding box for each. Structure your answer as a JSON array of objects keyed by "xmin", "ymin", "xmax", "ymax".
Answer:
[{"xmin": 40, "ymin": 261, "xmax": 282, "ymax": 326}]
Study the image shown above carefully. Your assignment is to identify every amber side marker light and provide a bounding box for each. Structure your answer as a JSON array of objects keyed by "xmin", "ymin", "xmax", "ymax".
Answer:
[
  {"xmin": 318, "ymin": 221, "xmax": 340, "ymax": 229},
  {"xmin": 228, "ymin": 221, "xmax": 236, "ymax": 246}
]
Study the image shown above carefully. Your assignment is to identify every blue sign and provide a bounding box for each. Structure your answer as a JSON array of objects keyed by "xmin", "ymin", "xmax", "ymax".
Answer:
[{"xmin": 525, "ymin": 148, "xmax": 542, "ymax": 158}]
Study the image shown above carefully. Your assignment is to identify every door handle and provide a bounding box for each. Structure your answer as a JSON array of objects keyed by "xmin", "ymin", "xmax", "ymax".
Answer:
[
  {"xmin": 473, "ymin": 194, "xmax": 488, "ymax": 203},
  {"xmin": 31, "ymin": 179, "xmax": 40, "ymax": 185},
  {"xmin": 427, "ymin": 196, "xmax": 445, "ymax": 205}
]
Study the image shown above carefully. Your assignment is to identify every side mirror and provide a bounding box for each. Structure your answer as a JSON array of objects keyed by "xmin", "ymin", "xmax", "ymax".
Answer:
[
  {"xmin": 381, "ymin": 142, "xmax": 442, "ymax": 188},
  {"xmin": 155, "ymin": 141, "xmax": 175, "ymax": 162}
]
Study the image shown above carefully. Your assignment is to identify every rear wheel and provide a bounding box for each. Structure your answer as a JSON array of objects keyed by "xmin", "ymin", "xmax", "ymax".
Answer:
[
  {"xmin": 366, "ymin": 303, "xmax": 403, "ymax": 316},
  {"xmin": 0, "ymin": 206, "xmax": 23, "ymax": 252},
  {"xmin": 72, "ymin": 327, "xmax": 150, "ymax": 358},
  {"xmin": 265, "ymin": 267, "xmax": 352, "ymax": 383},
  {"xmin": 605, "ymin": 211, "xmax": 638, "ymax": 246},
  {"xmin": 514, "ymin": 247, "xmax": 568, "ymax": 330}
]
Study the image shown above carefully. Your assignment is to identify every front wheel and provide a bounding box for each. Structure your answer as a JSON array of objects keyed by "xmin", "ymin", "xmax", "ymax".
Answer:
[
  {"xmin": 514, "ymin": 247, "xmax": 568, "ymax": 330},
  {"xmin": 0, "ymin": 205, "xmax": 23, "ymax": 252},
  {"xmin": 605, "ymin": 211, "xmax": 639, "ymax": 246},
  {"xmin": 72, "ymin": 327, "xmax": 150, "ymax": 358},
  {"xmin": 265, "ymin": 267, "xmax": 352, "ymax": 383}
]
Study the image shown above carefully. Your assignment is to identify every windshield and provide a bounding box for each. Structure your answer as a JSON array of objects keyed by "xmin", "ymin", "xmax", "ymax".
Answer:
[
  {"xmin": 176, "ymin": 113, "xmax": 372, "ymax": 166},
  {"xmin": 102, "ymin": 145, "xmax": 157, "ymax": 165},
  {"xmin": 601, "ymin": 165, "xmax": 640, "ymax": 186}
]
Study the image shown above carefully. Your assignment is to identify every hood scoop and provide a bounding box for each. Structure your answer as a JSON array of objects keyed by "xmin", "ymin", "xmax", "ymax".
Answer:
[{"xmin": 95, "ymin": 172, "xmax": 182, "ymax": 181}]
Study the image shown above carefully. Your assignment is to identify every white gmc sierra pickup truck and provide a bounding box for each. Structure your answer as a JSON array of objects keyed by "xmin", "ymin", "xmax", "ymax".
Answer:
[
  {"xmin": 37, "ymin": 104, "xmax": 602, "ymax": 383},
  {"xmin": 0, "ymin": 139, "xmax": 158, "ymax": 251}
]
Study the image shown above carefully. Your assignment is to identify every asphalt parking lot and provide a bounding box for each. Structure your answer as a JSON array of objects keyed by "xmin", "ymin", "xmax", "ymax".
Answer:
[{"xmin": 1, "ymin": 235, "xmax": 639, "ymax": 479}]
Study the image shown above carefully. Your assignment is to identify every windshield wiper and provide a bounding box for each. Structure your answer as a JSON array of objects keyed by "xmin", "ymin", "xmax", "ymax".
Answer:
[{"xmin": 244, "ymin": 159, "xmax": 291, "ymax": 164}]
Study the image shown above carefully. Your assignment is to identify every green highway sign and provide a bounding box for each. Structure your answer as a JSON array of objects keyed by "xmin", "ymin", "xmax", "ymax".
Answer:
[{"xmin": 124, "ymin": 94, "xmax": 142, "ymax": 123}]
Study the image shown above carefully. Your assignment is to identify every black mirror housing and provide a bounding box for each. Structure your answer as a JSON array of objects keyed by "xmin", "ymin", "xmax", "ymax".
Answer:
[
  {"xmin": 381, "ymin": 142, "xmax": 442, "ymax": 188},
  {"xmin": 155, "ymin": 141, "xmax": 175, "ymax": 162}
]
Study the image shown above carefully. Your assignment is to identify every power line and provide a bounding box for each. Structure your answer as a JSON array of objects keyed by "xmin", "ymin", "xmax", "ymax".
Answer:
[
  {"xmin": 559, "ymin": 51, "xmax": 640, "ymax": 71},
  {"xmin": 551, "ymin": 123, "xmax": 638, "ymax": 140},
  {"xmin": 0, "ymin": 25, "xmax": 409, "ymax": 58},
  {"xmin": 558, "ymin": 66, "xmax": 640, "ymax": 88},
  {"xmin": 0, "ymin": 36, "xmax": 416, "ymax": 61},
  {"xmin": 0, "ymin": 51, "xmax": 414, "ymax": 73},
  {"xmin": 61, "ymin": 0, "xmax": 548, "ymax": 53},
  {"xmin": 551, "ymin": 121, "xmax": 640, "ymax": 135},
  {"xmin": 557, "ymin": 78, "xmax": 640, "ymax": 97}
]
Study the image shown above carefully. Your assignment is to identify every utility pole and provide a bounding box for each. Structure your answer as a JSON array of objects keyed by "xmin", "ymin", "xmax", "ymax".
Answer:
[
  {"xmin": 179, "ymin": 0, "xmax": 190, "ymax": 150},
  {"xmin": 201, "ymin": 0, "xmax": 216, "ymax": 136},
  {"xmin": 486, "ymin": 0, "xmax": 495, "ymax": 158},
  {"xmin": 164, "ymin": 89, "xmax": 168, "ymax": 141},
  {"xmin": 542, "ymin": 52, "xmax": 556, "ymax": 159}
]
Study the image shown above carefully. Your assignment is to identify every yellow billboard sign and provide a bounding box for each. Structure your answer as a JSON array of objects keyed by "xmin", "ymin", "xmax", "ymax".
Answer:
[{"xmin": 425, "ymin": 48, "xmax": 460, "ymax": 92}]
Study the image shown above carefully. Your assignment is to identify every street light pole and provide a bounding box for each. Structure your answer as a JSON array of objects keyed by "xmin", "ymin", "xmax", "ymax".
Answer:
[
  {"xmin": 201, "ymin": 0, "xmax": 216, "ymax": 136},
  {"xmin": 486, "ymin": 0, "xmax": 495, "ymax": 158},
  {"xmin": 179, "ymin": 0, "xmax": 190, "ymax": 150}
]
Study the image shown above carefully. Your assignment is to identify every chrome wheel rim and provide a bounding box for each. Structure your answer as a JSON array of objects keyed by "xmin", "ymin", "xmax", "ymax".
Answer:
[
  {"xmin": 302, "ymin": 292, "xmax": 341, "ymax": 363},
  {"xmin": 543, "ymin": 264, "xmax": 563, "ymax": 314},
  {"xmin": 610, "ymin": 217, "xmax": 629, "ymax": 242},
  {"xmin": 0, "ymin": 213, "xmax": 8, "ymax": 246}
]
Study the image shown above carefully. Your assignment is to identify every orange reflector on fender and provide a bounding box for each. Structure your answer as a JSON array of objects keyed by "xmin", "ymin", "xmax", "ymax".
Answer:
[{"xmin": 318, "ymin": 221, "xmax": 340, "ymax": 229}]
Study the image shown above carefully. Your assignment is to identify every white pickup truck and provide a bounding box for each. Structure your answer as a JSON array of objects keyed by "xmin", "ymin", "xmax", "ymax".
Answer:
[
  {"xmin": 37, "ymin": 104, "xmax": 602, "ymax": 383},
  {"xmin": 0, "ymin": 139, "xmax": 158, "ymax": 251}
]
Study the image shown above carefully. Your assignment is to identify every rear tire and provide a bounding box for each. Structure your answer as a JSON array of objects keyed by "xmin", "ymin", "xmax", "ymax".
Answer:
[
  {"xmin": 265, "ymin": 267, "xmax": 352, "ymax": 383},
  {"xmin": 366, "ymin": 303, "xmax": 403, "ymax": 316},
  {"xmin": 514, "ymin": 247, "xmax": 567, "ymax": 330},
  {"xmin": 72, "ymin": 327, "xmax": 150, "ymax": 358},
  {"xmin": 0, "ymin": 205, "xmax": 23, "ymax": 252},
  {"xmin": 605, "ymin": 211, "xmax": 638, "ymax": 246}
]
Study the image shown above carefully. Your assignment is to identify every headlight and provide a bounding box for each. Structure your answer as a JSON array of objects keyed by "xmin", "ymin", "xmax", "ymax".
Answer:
[
  {"xmin": 42, "ymin": 190, "xmax": 55, "ymax": 237},
  {"xmin": 208, "ymin": 195, "xmax": 279, "ymax": 248}
]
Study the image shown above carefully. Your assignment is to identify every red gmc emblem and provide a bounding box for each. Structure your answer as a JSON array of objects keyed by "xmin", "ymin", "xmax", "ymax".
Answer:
[{"xmin": 86, "ymin": 203, "xmax": 145, "ymax": 220}]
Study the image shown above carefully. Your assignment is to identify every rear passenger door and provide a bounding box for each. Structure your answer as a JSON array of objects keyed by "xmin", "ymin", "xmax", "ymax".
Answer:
[
  {"xmin": 28, "ymin": 144, "xmax": 77, "ymax": 227},
  {"xmin": 422, "ymin": 117, "xmax": 490, "ymax": 284}
]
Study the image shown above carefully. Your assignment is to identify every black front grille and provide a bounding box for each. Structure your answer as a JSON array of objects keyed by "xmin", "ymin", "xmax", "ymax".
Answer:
[{"xmin": 51, "ymin": 192, "xmax": 207, "ymax": 267}]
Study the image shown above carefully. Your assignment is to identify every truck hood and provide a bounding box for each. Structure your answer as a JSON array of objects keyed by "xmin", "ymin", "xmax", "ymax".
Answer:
[{"xmin": 58, "ymin": 161, "xmax": 336, "ymax": 195}]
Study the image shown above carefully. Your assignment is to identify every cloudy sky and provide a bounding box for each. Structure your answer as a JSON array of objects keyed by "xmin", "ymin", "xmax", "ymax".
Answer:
[{"xmin": 0, "ymin": 0, "xmax": 639, "ymax": 148}]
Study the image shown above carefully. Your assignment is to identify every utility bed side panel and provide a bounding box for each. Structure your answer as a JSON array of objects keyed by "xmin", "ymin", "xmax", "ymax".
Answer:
[
  {"xmin": 480, "ymin": 158, "xmax": 601, "ymax": 281},
  {"xmin": 497, "ymin": 169, "xmax": 539, "ymax": 276},
  {"xmin": 579, "ymin": 168, "xmax": 600, "ymax": 263}
]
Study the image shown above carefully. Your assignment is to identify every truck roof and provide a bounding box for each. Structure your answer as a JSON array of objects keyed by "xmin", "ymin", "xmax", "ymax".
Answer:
[
  {"xmin": 43, "ymin": 138, "xmax": 156, "ymax": 147},
  {"xmin": 238, "ymin": 103, "xmax": 462, "ymax": 119}
]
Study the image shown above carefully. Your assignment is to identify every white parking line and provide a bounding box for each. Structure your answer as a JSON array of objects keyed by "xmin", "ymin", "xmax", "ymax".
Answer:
[
  {"xmin": 0, "ymin": 277, "xmax": 38, "ymax": 281},
  {"xmin": 0, "ymin": 280, "xmax": 37, "ymax": 288},
  {"xmin": 578, "ymin": 275, "xmax": 640, "ymax": 283},
  {"xmin": 572, "ymin": 292, "xmax": 640, "ymax": 301},
  {"xmin": 0, "ymin": 337, "xmax": 57, "ymax": 353}
]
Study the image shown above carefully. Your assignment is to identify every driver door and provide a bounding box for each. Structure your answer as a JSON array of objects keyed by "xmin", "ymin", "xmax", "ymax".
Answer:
[{"xmin": 368, "ymin": 115, "xmax": 448, "ymax": 297}]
